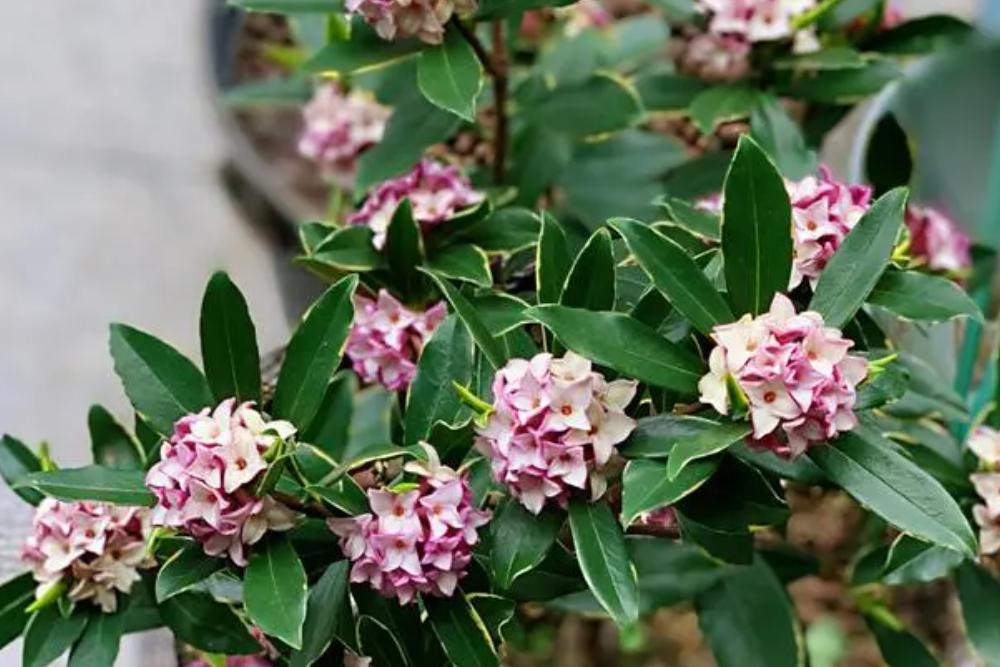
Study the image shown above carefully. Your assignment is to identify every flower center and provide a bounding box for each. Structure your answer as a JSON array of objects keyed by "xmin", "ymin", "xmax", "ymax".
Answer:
[
  {"xmin": 393, "ymin": 506, "xmax": 405, "ymax": 517},
  {"xmin": 235, "ymin": 457, "xmax": 247, "ymax": 470},
  {"xmin": 394, "ymin": 538, "xmax": 406, "ymax": 549},
  {"xmin": 389, "ymin": 312, "xmax": 400, "ymax": 323},
  {"xmin": 763, "ymin": 391, "xmax": 777, "ymax": 404},
  {"xmin": 432, "ymin": 504, "xmax": 442, "ymax": 515},
  {"xmin": 560, "ymin": 405, "xmax": 573, "ymax": 416},
  {"xmin": 806, "ymin": 220, "xmax": 817, "ymax": 231}
]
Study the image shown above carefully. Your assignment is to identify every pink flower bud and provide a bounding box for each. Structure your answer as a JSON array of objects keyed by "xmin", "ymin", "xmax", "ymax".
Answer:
[
  {"xmin": 904, "ymin": 204, "xmax": 971, "ymax": 274},
  {"xmin": 346, "ymin": 290, "xmax": 447, "ymax": 391},
  {"xmin": 21, "ymin": 499, "xmax": 154, "ymax": 613},
  {"xmin": 144, "ymin": 399, "xmax": 299, "ymax": 566},
  {"xmin": 347, "ymin": 0, "xmax": 479, "ymax": 44},
  {"xmin": 474, "ymin": 351, "xmax": 638, "ymax": 513},
  {"xmin": 698, "ymin": 293, "xmax": 868, "ymax": 458},
  {"xmin": 348, "ymin": 159, "xmax": 484, "ymax": 250}
]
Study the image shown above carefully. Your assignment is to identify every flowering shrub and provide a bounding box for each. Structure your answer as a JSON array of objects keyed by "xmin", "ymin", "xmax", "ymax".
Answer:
[{"xmin": 0, "ymin": 2, "xmax": 994, "ymax": 667}]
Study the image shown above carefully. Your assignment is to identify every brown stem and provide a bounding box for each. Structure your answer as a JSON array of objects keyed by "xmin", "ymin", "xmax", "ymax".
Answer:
[
  {"xmin": 272, "ymin": 491, "xmax": 334, "ymax": 519},
  {"xmin": 490, "ymin": 20, "xmax": 509, "ymax": 184},
  {"xmin": 452, "ymin": 19, "xmax": 497, "ymax": 77}
]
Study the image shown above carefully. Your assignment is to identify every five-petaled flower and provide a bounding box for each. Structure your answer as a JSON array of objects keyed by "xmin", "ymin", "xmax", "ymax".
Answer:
[
  {"xmin": 699, "ymin": 293, "xmax": 868, "ymax": 458},
  {"xmin": 145, "ymin": 399, "xmax": 299, "ymax": 566}
]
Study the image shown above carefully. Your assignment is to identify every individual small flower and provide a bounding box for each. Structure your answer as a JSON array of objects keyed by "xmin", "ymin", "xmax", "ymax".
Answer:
[
  {"xmin": 346, "ymin": 290, "xmax": 447, "ymax": 391},
  {"xmin": 678, "ymin": 32, "xmax": 752, "ymax": 83},
  {"xmin": 298, "ymin": 83, "xmax": 390, "ymax": 187},
  {"xmin": 696, "ymin": 0, "xmax": 817, "ymax": 43},
  {"xmin": 698, "ymin": 293, "xmax": 868, "ymax": 458},
  {"xmin": 348, "ymin": 159, "xmax": 484, "ymax": 249},
  {"xmin": 787, "ymin": 166, "xmax": 873, "ymax": 289},
  {"xmin": 904, "ymin": 204, "xmax": 972, "ymax": 274},
  {"xmin": 328, "ymin": 444, "xmax": 490, "ymax": 604},
  {"xmin": 344, "ymin": 653, "xmax": 374, "ymax": 667},
  {"xmin": 145, "ymin": 399, "xmax": 300, "ymax": 566},
  {"xmin": 347, "ymin": 0, "xmax": 477, "ymax": 44},
  {"xmin": 972, "ymin": 472, "xmax": 1000, "ymax": 555},
  {"xmin": 970, "ymin": 427, "xmax": 1000, "ymax": 465},
  {"xmin": 475, "ymin": 351, "xmax": 638, "ymax": 513},
  {"xmin": 634, "ymin": 505, "xmax": 678, "ymax": 531},
  {"xmin": 21, "ymin": 499, "xmax": 154, "ymax": 613}
]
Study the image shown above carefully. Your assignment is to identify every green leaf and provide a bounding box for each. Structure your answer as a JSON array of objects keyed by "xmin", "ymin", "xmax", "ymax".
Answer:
[
  {"xmin": 160, "ymin": 592, "xmax": 260, "ymax": 655},
  {"xmin": 304, "ymin": 17, "xmax": 421, "ymax": 74},
  {"xmin": 87, "ymin": 405, "xmax": 144, "ymax": 470},
  {"xmin": 955, "ymin": 561, "xmax": 1000, "ymax": 667},
  {"xmin": 0, "ymin": 434, "xmax": 42, "ymax": 505},
  {"xmin": 199, "ymin": 271, "xmax": 262, "ymax": 403},
  {"xmin": 425, "ymin": 593, "xmax": 500, "ymax": 667},
  {"xmin": 109, "ymin": 323, "xmax": 214, "ymax": 435},
  {"xmin": 417, "ymin": 27, "xmax": 482, "ymax": 121},
  {"xmin": 223, "ymin": 76, "xmax": 312, "ymax": 107},
  {"xmin": 422, "ymin": 270, "xmax": 506, "ymax": 369},
  {"xmin": 301, "ymin": 373, "xmax": 356, "ymax": 460},
  {"xmin": 809, "ymin": 188, "xmax": 907, "ymax": 328},
  {"xmin": 688, "ymin": 85, "xmax": 762, "ymax": 134},
  {"xmin": 272, "ymin": 275, "xmax": 358, "ymax": 429},
  {"xmin": 18, "ymin": 466, "xmax": 155, "ymax": 506},
  {"xmin": 245, "ymin": 537, "xmax": 309, "ymax": 649},
  {"xmin": 0, "ymin": 573, "xmax": 36, "ymax": 650},
  {"xmin": 67, "ymin": 607, "xmax": 125, "ymax": 667},
  {"xmin": 722, "ymin": 135, "xmax": 793, "ymax": 316},
  {"xmin": 807, "ymin": 424, "xmax": 976, "ymax": 557},
  {"xmin": 22, "ymin": 606, "xmax": 89, "ymax": 667},
  {"xmin": 525, "ymin": 74, "xmax": 641, "ymax": 137},
  {"xmin": 866, "ymin": 14, "xmax": 972, "ymax": 55},
  {"xmin": 384, "ymin": 200, "xmax": 429, "ymax": 301},
  {"xmin": 750, "ymin": 95, "xmax": 816, "ymax": 180},
  {"xmin": 621, "ymin": 458, "xmax": 719, "ymax": 526},
  {"xmin": 476, "ymin": 0, "xmax": 573, "ymax": 17},
  {"xmin": 307, "ymin": 225, "xmax": 382, "ymax": 272},
  {"xmin": 536, "ymin": 214, "xmax": 572, "ymax": 306},
  {"xmin": 490, "ymin": 499, "xmax": 564, "ymax": 590},
  {"xmin": 636, "ymin": 72, "xmax": 707, "ymax": 112},
  {"xmin": 773, "ymin": 46, "xmax": 867, "ymax": 71},
  {"xmin": 404, "ymin": 316, "xmax": 474, "ymax": 447},
  {"xmin": 450, "ymin": 207, "xmax": 540, "ymax": 254},
  {"xmin": 666, "ymin": 422, "xmax": 749, "ymax": 479},
  {"xmin": 609, "ymin": 218, "xmax": 732, "ymax": 334},
  {"xmin": 290, "ymin": 560, "xmax": 350, "ymax": 667},
  {"xmin": 526, "ymin": 306, "xmax": 705, "ymax": 394},
  {"xmin": 867, "ymin": 270, "xmax": 982, "ymax": 323},
  {"xmin": 560, "ymin": 229, "xmax": 616, "ymax": 312},
  {"xmin": 155, "ymin": 543, "xmax": 226, "ymax": 602},
  {"xmin": 427, "ymin": 244, "xmax": 492, "ymax": 288},
  {"xmin": 568, "ymin": 499, "xmax": 639, "ymax": 627},
  {"xmin": 358, "ymin": 615, "xmax": 410, "ymax": 667},
  {"xmin": 864, "ymin": 113, "xmax": 913, "ymax": 196},
  {"xmin": 776, "ymin": 57, "xmax": 900, "ymax": 103},
  {"xmin": 855, "ymin": 354, "xmax": 909, "ymax": 411},
  {"xmin": 880, "ymin": 534, "xmax": 963, "ymax": 585},
  {"xmin": 658, "ymin": 197, "xmax": 721, "ymax": 242},
  {"xmin": 696, "ymin": 556, "xmax": 802, "ymax": 667},
  {"xmin": 622, "ymin": 414, "xmax": 751, "ymax": 459},
  {"xmin": 867, "ymin": 620, "xmax": 937, "ymax": 667}
]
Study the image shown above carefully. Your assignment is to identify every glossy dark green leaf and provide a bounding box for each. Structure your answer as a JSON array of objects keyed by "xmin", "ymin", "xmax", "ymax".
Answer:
[
  {"xmin": 658, "ymin": 197, "xmax": 720, "ymax": 241},
  {"xmin": 87, "ymin": 405, "xmax": 143, "ymax": 470},
  {"xmin": 628, "ymin": 537, "xmax": 727, "ymax": 611},
  {"xmin": 678, "ymin": 456, "xmax": 789, "ymax": 529},
  {"xmin": 867, "ymin": 620, "xmax": 938, "ymax": 667},
  {"xmin": 304, "ymin": 17, "xmax": 421, "ymax": 74},
  {"xmin": 223, "ymin": 76, "xmax": 312, "ymax": 107},
  {"xmin": 290, "ymin": 560, "xmax": 350, "ymax": 667},
  {"xmin": 404, "ymin": 316, "xmax": 473, "ymax": 447},
  {"xmin": 536, "ymin": 214, "xmax": 572, "ymax": 306},
  {"xmin": 417, "ymin": 27, "xmax": 482, "ymax": 121},
  {"xmin": 422, "ymin": 270, "xmax": 506, "ymax": 369},
  {"xmin": 0, "ymin": 434, "xmax": 42, "ymax": 505},
  {"xmin": 722, "ymin": 135, "xmax": 793, "ymax": 316},
  {"xmin": 679, "ymin": 506, "xmax": 751, "ymax": 566},
  {"xmin": 160, "ymin": 591, "xmax": 260, "ymax": 654},
  {"xmin": 358, "ymin": 615, "xmax": 410, "ymax": 667},
  {"xmin": 18, "ymin": 466, "xmax": 154, "ymax": 506},
  {"xmin": 750, "ymin": 95, "xmax": 816, "ymax": 179},
  {"xmin": 809, "ymin": 188, "xmax": 907, "ymax": 328},
  {"xmin": 807, "ymin": 424, "xmax": 975, "ymax": 557},
  {"xmin": 301, "ymin": 372, "xmax": 356, "ymax": 460},
  {"xmin": 490, "ymin": 499, "xmax": 564, "ymax": 590},
  {"xmin": 425, "ymin": 593, "xmax": 499, "ymax": 667},
  {"xmin": 868, "ymin": 270, "xmax": 982, "ymax": 322},
  {"xmin": 272, "ymin": 275, "xmax": 358, "ymax": 429},
  {"xmin": 22, "ymin": 606, "xmax": 89, "ymax": 667},
  {"xmin": 527, "ymin": 305, "xmax": 705, "ymax": 394},
  {"xmin": 666, "ymin": 423, "xmax": 750, "ymax": 480},
  {"xmin": 427, "ymin": 244, "xmax": 492, "ymax": 288},
  {"xmin": 772, "ymin": 46, "xmax": 867, "ymax": 71},
  {"xmin": 385, "ymin": 200, "xmax": 428, "ymax": 301},
  {"xmin": 67, "ymin": 607, "xmax": 125, "ymax": 667},
  {"xmin": 730, "ymin": 441, "xmax": 827, "ymax": 484},
  {"xmin": 688, "ymin": 85, "xmax": 762, "ymax": 133},
  {"xmin": 568, "ymin": 499, "xmax": 639, "ymax": 627},
  {"xmin": 155, "ymin": 543, "xmax": 226, "ymax": 602},
  {"xmin": 696, "ymin": 557, "xmax": 801, "ymax": 667},
  {"xmin": 867, "ymin": 14, "xmax": 972, "ymax": 55},
  {"xmin": 451, "ymin": 206, "xmax": 540, "ymax": 254},
  {"xmin": 0, "ymin": 572, "xmax": 35, "ymax": 650},
  {"xmin": 199, "ymin": 271, "xmax": 261, "ymax": 403},
  {"xmin": 880, "ymin": 534, "xmax": 963, "ymax": 585},
  {"xmin": 341, "ymin": 387, "xmax": 397, "ymax": 462},
  {"xmin": 610, "ymin": 218, "xmax": 732, "ymax": 334},
  {"xmin": 775, "ymin": 58, "xmax": 900, "ymax": 103},
  {"xmin": 955, "ymin": 561, "xmax": 1000, "ymax": 667},
  {"xmin": 108, "ymin": 323, "xmax": 213, "ymax": 435},
  {"xmin": 621, "ymin": 458, "xmax": 719, "ymax": 525},
  {"xmin": 525, "ymin": 74, "xmax": 641, "ymax": 137},
  {"xmin": 855, "ymin": 356, "xmax": 909, "ymax": 411},
  {"xmin": 245, "ymin": 536, "xmax": 308, "ymax": 649},
  {"xmin": 635, "ymin": 72, "xmax": 707, "ymax": 112},
  {"xmin": 622, "ymin": 414, "xmax": 751, "ymax": 459},
  {"xmin": 308, "ymin": 225, "xmax": 382, "ymax": 272},
  {"xmin": 560, "ymin": 229, "xmax": 616, "ymax": 312}
]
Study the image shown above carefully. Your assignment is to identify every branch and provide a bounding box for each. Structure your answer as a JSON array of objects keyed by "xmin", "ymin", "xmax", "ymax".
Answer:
[
  {"xmin": 489, "ymin": 20, "xmax": 509, "ymax": 184},
  {"xmin": 452, "ymin": 19, "xmax": 498, "ymax": 78}
]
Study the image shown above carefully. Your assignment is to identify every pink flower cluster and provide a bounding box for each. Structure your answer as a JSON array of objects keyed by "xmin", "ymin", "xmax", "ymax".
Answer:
[
  {"xmin": 145, "ymin": 399, "xmax": 299, "ymax": 566},
  {"xmin": 348, "ymin": 159, "xmax": 484, "ymax": 250},
  {"xmin": 328, "ymin": 445, "xmax": 490, "ymax": 604},
  {"xmin": 697, "ymin": 0, "xmax": 816, "ymax": 43},
  {"xmin": 21, "ymin": 499, "xmax": 153, "ymax": 612},
  {"xmin": 904, "ymin": 204, "xmax": 972, "ymax": 274},
  {"xmin": 969, "ymin": 427, "xmax": 1000, "ymax": 555},
  {"xmin": 475, "ymin": 352, "xmax": 638, "ymax": 514},
  {"xmin": 679, "ymin": 32, "xmax": 752, "ymax": 83},
  {"xmin": 298, "ymin": 83, "xmax": 390, "ymax": 187},
  {"xmin": 346, "ymin": 290, "xmax": 447, "ymax": 391},
  {"xmin": 699, "ymin": 293, "xmax": 868, "ymax": 458},
  {"xmin": 347, "ymin": 0, "xmax": 477, "ymax": 44},
  {"xmin": 787, "ymin": 166, "xmax": 873, "ymax": 289}
]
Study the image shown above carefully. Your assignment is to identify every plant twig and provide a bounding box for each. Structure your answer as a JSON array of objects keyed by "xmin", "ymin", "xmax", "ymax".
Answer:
[
  {"xmin": 452, "ymin": 18, "xmax": 498, "ymax": 78},
  {"xmin": 272, "ymin": 491, "xmax": 334, "ymax": 519},
  {"xmin": 490, "ymin": 20, "xmax": 509, "ymax": 184}
]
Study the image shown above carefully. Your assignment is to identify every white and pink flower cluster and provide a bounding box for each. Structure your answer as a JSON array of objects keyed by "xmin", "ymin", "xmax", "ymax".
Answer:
[
  {"xmin": 699, "ymin": 294, "xmax": 868, "ymax": 458},
  {"xmin": 968, "ymin": 426, "xmax": 1000, "ymax": 555},
  {"xmin": 679, "ymin": 32, "xmax": 752, "ymax": 83},
  {"xmin": 21, "ymin": 499, "xmax": 153, "ymax": 612},
  {"xmin": 298, "ymin": 83, "xmax": 390, "ymax": 187},
  {"xmin": 346, "ymin": 290, "xmax": 447, "ymax": 391},
  {"xmin": 327, "ymin": 446, "xmax": 490, "ymax": 604},
  {"xmin": 348, "ymin": 159, "xmax": 484, "ymax": 250},
  {"xmin": 145, "ymin": 399, "xmax": 299, "ymax": 566},
  {"xmin": 696, "ymin": 0, "xmax": 817, "ymax": 43},
  {"xmin": 475, "ymin": 352, "xmax": 638, "ymax": 514},
  {"xmin": 347, "ymin": 0, "xmax": 477, "ymax": 44},
  {"xmin": 904, "ymin": 204, "xmax": 972, "ymax": 274}
]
